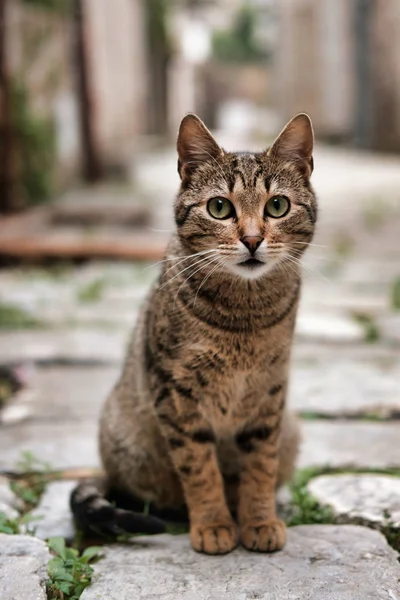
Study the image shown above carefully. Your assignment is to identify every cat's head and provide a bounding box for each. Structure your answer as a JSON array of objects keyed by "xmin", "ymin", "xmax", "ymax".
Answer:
[{"xmin": 174, "ymin": 113, "xmax": 317, "ymax": 281}]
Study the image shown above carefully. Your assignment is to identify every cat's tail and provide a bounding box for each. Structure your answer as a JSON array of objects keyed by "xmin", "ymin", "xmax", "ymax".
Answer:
[{"xmin": 70, "ymin": 480, "xmax": 166, "ymax": 537}]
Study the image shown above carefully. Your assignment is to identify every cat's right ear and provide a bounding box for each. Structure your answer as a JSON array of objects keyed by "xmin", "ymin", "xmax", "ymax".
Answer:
[{"xmin": 177, "ymin": 114, "xmax": 223, "ymax": 182}]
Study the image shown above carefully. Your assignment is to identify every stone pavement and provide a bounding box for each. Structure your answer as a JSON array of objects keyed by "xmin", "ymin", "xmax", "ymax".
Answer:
[{"xmin": 0, "ymin": 141, "xmax": 400, "ymax": 598}]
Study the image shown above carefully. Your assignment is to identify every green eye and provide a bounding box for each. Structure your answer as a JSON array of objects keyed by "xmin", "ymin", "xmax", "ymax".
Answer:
[
  {"xmin": 207, "ymin": 197, "xmax": 235, "ymax": 220},
  {"xmin": 265, "ymin": 195, "xmax": 290, "ymax": 219}
]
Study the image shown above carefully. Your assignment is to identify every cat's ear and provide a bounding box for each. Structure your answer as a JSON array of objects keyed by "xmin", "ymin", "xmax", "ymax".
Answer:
[
  {"xmin": 268, "ymin": 113, "xmax": 314, "ymax": 178},
  {"xmin": 177, "ymin": 114, "xmax": 223, "ymax": 182}
]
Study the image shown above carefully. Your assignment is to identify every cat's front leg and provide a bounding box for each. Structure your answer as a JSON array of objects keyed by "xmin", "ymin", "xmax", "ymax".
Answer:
[
  {"xmin": 236, "ymin": 403, "xmax": 286, "ymax": 552},
  {"xmin": 155, "ymin": 399, "xmax": 238, "ymax": 555}
]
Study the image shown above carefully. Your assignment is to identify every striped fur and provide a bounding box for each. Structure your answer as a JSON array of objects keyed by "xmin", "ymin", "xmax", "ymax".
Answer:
[{"xmin": 71, "ymin": 113, "xmax": 317, "ymax": 554}]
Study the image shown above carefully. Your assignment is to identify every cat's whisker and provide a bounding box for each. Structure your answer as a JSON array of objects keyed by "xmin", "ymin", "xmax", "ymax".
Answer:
[
  {"xmin": 159, "ymin": 253, "xmax": 219, "ymax": 290},
  {"xmin": 173, "ymin": 255, "xmax": 221, "ymax": 307},
  {"xmin": 161, "ymin": 249, "xmax": 218, "ymax": 280},
  {"xmin": 283, "ymin": 253, "xmax": 331, "ymax": 284},
  {"xmin": 291, "ymin": 242, "xmax": 328, "ymax": 248},
  {"xmin": 193, "ymin": 260, "xmax": 223, "ymax": 307},
  {"xmin": 146, "ymin": 249, "xmax": 216, "ymax": 272},
  {"xmin": 146, "ymin": 227, "xmax": 175, "ymax": 233}
]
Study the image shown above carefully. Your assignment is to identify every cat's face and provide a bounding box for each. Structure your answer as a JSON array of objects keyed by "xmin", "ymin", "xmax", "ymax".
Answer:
[{"xmin": 174, "ymin": 114, "xmax": 317, "ymax": 281}]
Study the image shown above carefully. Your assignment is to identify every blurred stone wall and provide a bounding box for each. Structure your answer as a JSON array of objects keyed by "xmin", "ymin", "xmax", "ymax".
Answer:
[
  {"xmin": 370, "ymin": 1, "xmax": 400, "ymax": 152},
  {"xmin": 85, "ymin": 0, "xmax": 147, "ymax": 168},
  {"xmin": 274, "ymin": 0, "xmax": 400, "ymax": 150},
  {"xmin": 274, "ymin": 0, "xmax": 355, "ymax": 141},
  {"xmin": 7, "ymin": 2, "xmax": 80, "ymax": 184},
  {"xmin": 7, "ymin": 0, "xmax": 148, "ymax": 188}
]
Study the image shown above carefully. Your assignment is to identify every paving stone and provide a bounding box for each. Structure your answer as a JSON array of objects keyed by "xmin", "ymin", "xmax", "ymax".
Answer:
[
  {"xmin": 0, "ymin": 328, "xmax": 127, "ymax": 365},
  {"xmin": 0, "ymin": 366, "xmax": 119, "ymax": 470},
  {"xmin": 81, "ymin": 526, "xmax": 400, "ymax": 600},
  {"xmin": 296, "ymin": 311, "xmax": 363, "ymax": 343},
  {"xmin": 289, "ymin": 344, "xmax": 400, "ymax": 416},
  {"xmin": 24, "ymin": 365, "xmax": 120, "ymax": 420},
  {"xmin": 308, "ymin": 474, "xmax": 400, "ymax": 528},
  {"xmin": 0, "ymin": 534, "xmax": 50, "ymax": 600},
  {"xmin": 299, "ymin": 422, "xmax": 400, "ymax": 469},
  {"xmin": 30, "ymin": 480, "xmax": 77, "ymax": 541},
  {"xmin": 0, "ymin": 420, "xmax": 99, "ymax": 471}
]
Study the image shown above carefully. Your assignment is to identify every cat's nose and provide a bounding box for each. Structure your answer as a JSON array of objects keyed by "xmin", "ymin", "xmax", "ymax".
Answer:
[{"xmin": 240, "ymin": 235, "xmax": 263, "ymax": 256}]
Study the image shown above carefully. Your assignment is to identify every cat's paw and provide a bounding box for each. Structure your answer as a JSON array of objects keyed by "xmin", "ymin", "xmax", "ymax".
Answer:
[
  {"xmin": 240, "ymin": 518, "xmax": 286, "ymax": 552},
  {"xmin": 190, "ymin": 521, "xmax": 238, "ymax": 555}
]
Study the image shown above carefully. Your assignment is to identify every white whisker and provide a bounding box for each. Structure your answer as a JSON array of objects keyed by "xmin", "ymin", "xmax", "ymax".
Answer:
[
  {"xmin": 146, "ymin": 248, "xmax": 216, "ymax": 271},
  {"xmin": 284, "ymin": 252, "xmax": 331, "ymax": 284},
  {"xmin": 159, "ymin": 253, "xmax": 218, "ymax": 290},
  {"xmin": 194, "ymin": 260, "xmax": 223, "ymax": 307},
  {"xmin": 173, "ymin": 255, "xmax": 221, "ymax": 307}
]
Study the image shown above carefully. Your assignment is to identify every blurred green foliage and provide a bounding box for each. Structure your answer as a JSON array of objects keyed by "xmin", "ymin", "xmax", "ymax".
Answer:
[
  {"xmin": 212, "ymin": 5, "xmax": 269, "ymax": 64},
  {"xmin": 0, "ymin": 302, "xmax": 44, "ymax": 330},
  {"xmin": 21, "ymin": 0, "xmax": 71, "ymax": 15},
  {"xmin": 391, "ymin": 277, "xmax": 400, "ymax": 311},
  {"xmin": 12, "ymin": 82, "xmax": 56, "ymax": 206}
]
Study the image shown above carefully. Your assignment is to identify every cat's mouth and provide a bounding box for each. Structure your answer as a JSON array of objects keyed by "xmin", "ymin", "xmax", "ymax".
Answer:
[{"xmin": 238, "ymin": 258, "xmax": 264, "ymax": 269}]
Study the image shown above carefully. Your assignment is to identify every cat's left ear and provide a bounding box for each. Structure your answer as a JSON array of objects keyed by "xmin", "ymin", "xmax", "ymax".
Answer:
[
  {"xmin": 267, "ymin": 113, "xmax": 314, "ymax": 178},
  {"xmin": 177, "ymin": 114, "xmax": 223, "ymax": 182}
]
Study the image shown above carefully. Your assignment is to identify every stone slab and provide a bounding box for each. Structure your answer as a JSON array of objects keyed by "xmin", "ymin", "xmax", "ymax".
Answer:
[
  {"xmin": 289, "ymin": 344, "xmax": 400, "ymax": 416},
  {"xmin": 30, "ymin": 480, "xmax": 77, "ymax": 541},
  {"xmin": 81, "ymin": 526, "xmax": 400, "ymax": 600},
  {"xmin": 0, "ymin": 420, "xmax": 99, "ymax": 470},
  {"xmin": 299, "ymin": 422, "xmax": 400, "ymax": 469},
  {"xmin": 23, "ymin": 365, "xmax": 119, "ymax": 420},
  {"xmin": 296, "ymin": 311, "xmax": 364, "ymax": 343},
  {"xmin": 0, "ymin": 365, "xmax": 119, "ymax": 470},
  {"xmin": 0, "ymin": 534, "xmax": 50, "ymax": 600},
  {"xmin": 0, "ymin": 328, "xmax": 127, "ymax": 365},
  {"xmin": 308, "ymin": 474, "xmax": 400, "ymax": 528}
]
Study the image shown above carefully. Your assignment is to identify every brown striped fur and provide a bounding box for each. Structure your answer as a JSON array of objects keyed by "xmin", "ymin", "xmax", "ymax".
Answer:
[{"xmin": 75, "ymin": 113, "xmax": 317, "ymax": 554}]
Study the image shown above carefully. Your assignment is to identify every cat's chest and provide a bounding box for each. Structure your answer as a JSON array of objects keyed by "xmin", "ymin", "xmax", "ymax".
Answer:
[{"xmin": 199, "ymin": 366, "xmax": 283, "ymax": 432}]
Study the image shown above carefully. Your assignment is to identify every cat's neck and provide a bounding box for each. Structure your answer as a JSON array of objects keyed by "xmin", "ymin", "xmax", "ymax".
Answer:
[{"xmin": 162, "ymin": 237, "xmax": 301, "ymax": 332}]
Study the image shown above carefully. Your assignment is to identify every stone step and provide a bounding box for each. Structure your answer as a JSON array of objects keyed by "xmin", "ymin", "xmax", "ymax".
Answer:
[
  {"xmin": 308, "ymin": 473, "xmax": 400, "ymax": 529},
  {"xmin": 0, "ymin": 534, "xmax": 50, "ymax": 600},
  {"xmin": 299, "ymin": 421, "xmax": 400, "ymax": 469},
  {"xmin": 80, "ymin": 526, "xmax": 400, "ymax": 600}
]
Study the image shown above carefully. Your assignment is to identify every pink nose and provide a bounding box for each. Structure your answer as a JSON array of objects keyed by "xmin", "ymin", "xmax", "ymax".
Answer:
[{"xmin": 240, "ymin": 235, "xmax": 263, "ymax": 256}]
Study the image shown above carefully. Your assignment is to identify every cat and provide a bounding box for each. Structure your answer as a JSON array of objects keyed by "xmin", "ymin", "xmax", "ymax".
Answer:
[{"xmin": 71, "ymin": 112, "xmax": 317, "ymax": 555}]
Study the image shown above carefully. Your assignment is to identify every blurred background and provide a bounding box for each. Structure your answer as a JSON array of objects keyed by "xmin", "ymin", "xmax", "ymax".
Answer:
[{"xmin": 0, "ymin": 0, "xmax": 399, "ymax": 497}]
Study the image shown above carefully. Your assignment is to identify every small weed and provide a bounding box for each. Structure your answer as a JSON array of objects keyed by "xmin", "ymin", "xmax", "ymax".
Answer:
[
  {"xmin": 362, "ymin": 198, "xmax": 387, "ymax": 231},
  {"xmin": 165, "ymin": 522, "xmax": 189, "ymax": 535},
  {"xmin": 286, "ymin": 467, "xmax": 400, "ymax": 552},
  {"xmin": 0, "ymin": 510, "xmax": 41, "ymax": 535},
  {"xmin": 382, "ymin": 515, "xmax": 400, "ymax": 552},
  {"xmin": 333, "ymin": 232, "xmax": 355, "ymax": 259},
  {"xmin": 0, "ymin": 303, "xmax": 44, "ymax": 330},
  {"xmin": 286, "ymin": 468, "xmax": 335, "ymax": 527},
  {"xmin": 77, "ymin": 279, "xmax": 106, "ymax": 303},
  {"xmin": 352, "ymin": 311, "xmax": 380, "ymax": 343},
  {"xmin": 10, "ymin": 451, "xmax": 52, "ymax": 511},
  {"xmin": 46, "ymin": 537, "xmax": 103, "ymax": 600},
  {"xmin": 0, "ymin": 379, "xmax": 14, "ymax": 408},
  {"xmin": 390, "ymin": 277, "xmax": 400, "ymax": 311}
]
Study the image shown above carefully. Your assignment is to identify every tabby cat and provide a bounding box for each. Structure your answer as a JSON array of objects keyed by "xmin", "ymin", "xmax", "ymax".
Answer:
[{"xmin": 71, "ymin": 112, "xmax": 317, "ymax": 555}]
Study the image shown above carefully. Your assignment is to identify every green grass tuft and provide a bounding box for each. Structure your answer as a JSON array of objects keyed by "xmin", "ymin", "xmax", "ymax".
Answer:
[
  {"xmin": 10, "ymin": 451, "xmax": 52, "ymax": 511},
  {"xmin": 391, "ymin": 277, "xmax": 400, "ymax": 311},
  {"xmin": 77, "ymin": 279, "xmax": 106, "ymax": 303},
  {"xmin": 352, "ymin": 311, "xmax": 380, "ymax": 343},
  {"xmin": 46, "ymin": 537, "xmax": 103, "ymax": 600},
  {"xmin": 0, "ymin": 303, "xmax": 44, "ymax": 330},
  {"xmin": 0, "ymin": 511, "xmax": 42, "ymax": 535}
]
